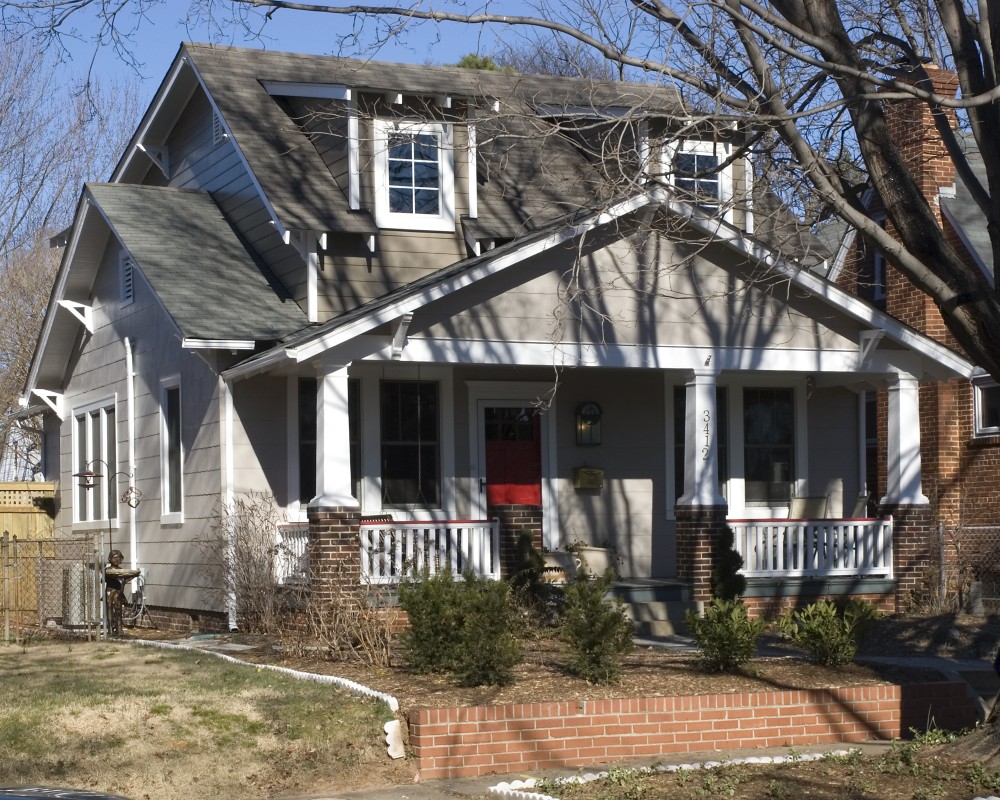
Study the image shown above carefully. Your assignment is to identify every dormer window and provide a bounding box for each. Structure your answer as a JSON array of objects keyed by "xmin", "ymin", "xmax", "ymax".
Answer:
[
  {"xmin": 666, "ymin": 140, "xmax": 733, "ymax": 220},
  {"xmin": 374, "ymin": 120, "xmax": 455, "ymax": 232}
]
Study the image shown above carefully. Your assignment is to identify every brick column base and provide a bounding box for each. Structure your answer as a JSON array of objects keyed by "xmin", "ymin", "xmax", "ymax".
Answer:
[
  {"xmin": 307, "ymin": 505, "xmax": 362, "ymax": 609},
  {"xmin": 675, "ymin": 504, "xmax": 729, "ymax": 603},
  {"xmin": 488, "ymin": 505, "xmax": 543, "ymax": 579},
  {"xmin": 881, "ymin": 503, "xmax": 933, "ymax": 612}
]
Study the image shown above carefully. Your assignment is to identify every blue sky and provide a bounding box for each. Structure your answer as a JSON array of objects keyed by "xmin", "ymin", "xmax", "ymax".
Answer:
[{"xmin": 56, "ymin": 2, "xmax": 518, "ymax": 103}]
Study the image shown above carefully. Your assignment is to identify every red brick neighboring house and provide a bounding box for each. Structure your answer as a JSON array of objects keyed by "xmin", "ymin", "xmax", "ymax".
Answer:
[{"xmin": 835, "ymin": 67, "xmax": 1000, "ymax": 608}]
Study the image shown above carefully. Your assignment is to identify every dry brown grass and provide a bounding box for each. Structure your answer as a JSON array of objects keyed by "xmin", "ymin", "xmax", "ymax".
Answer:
[{"xmin": 0, "ymin": 638, "xmax": 411, "ymax": 800}]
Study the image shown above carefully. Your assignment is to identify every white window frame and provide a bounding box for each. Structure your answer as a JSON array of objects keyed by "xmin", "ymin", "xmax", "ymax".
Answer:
[
  {"xmin": 663, "ymin": 139, "xmax": 734, "ymax": 223},
  {"xmin": 72, "ymin": 397, "xmax": 119, "ymax": 528},
  {"xmin": 974, "ymin": 376, "xmax": 1000, "ymax": 437},
  {"xmin": 373, "ymin": 119, "xmax": 455, "ymax": 232},
  {"xmin": 160, "ymin": 378, "xmax": 184, "ymax": 524},
  {"xmin": 119, "ymin": 251, "xmax": 135, "ymax": 307}
]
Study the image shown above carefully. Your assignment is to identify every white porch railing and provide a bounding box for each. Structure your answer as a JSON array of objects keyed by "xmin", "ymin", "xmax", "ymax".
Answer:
[
  {"xmin": 360, "ymin": 518, "xmax": 501, "ymax": 584},
  {"xmin": 275, "ymin": 522, "xmax": 309, "ymax": 585},
  {"xmin": 729, "ymin": 516, "xmax": 894, "ymax": 579}
]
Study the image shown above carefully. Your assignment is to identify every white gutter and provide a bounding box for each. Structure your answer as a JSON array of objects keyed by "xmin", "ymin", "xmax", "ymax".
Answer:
[
  {"xmin": 223, "ymin": 378, "xmax": 238, "ymax": 631},
  {"xmin": 125, "ymin": 337, "xmax": 138, "ymax": 570}
]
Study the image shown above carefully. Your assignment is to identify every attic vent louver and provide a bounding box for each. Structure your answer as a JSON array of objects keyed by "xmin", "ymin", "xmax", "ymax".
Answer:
[
  {"xmin": 120, "ymin": 252, "xmax": 135, "ymax": 306},
  {"xmin": 212, "ymin": 110, "xmax": 228, "ymax": 146}
]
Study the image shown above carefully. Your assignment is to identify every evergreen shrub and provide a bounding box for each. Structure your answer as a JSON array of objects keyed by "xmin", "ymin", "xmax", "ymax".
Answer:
[
  {"xmin": 559, "ymin": 568, "xmax": 634, "ymax": 683},
  {"xmin": 685, "ymin": 597, "xmax": 767, "ymax": 672},
  {"xmin": 775, "ymin": 598, "xmax": 878, "ymax": 666}
]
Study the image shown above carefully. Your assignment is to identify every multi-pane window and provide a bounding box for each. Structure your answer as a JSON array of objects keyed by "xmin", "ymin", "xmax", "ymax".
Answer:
[
  {"xmin": 374, "ymin": 120, "xmax": 454, "ymax": 231},
  {"xmin": 743, "ymin": 388, "xmax": 795, "ymax": 503},
  {"xmin": 673, "ymin": 386, "xmax": 728, "ymax": 501},
  {"xmin": 674, "ymin": 150, "xmax": 721, "ymax": 206},
  {"xmin": 380, "ymin": 380, "xmax": 439, "ymax": 506},
  {"xmin": 975, "ymin": 378, "xmax": 1000, "ymax": 437},
  {"xmin": 74, "ymin": 403, "xmax": 117, "ymax": 523},
  {"xmin": 388, "ymin": 130, "xmax": 441, "ymax": 216},
  {"xmin": 161, "ymin": 384, "xmax": 182, "ymax": 517}
]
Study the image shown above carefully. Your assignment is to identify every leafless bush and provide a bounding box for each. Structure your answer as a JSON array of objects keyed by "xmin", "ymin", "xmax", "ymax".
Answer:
[
  {"xmin": 305, "ymin": 560, "xmax": 396, "ymax": 668},
  {"xmin": 202, "ymin": 493, "xmax": 291, "ymax": 634}
]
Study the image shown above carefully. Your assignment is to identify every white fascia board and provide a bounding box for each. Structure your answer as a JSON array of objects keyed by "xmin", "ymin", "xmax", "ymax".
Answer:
[
  {"xmin": 182, "ymin": 339, "xmax": 256, "ymax": 350},
  {"xmin": 221, "ymin": 193, "xmax": 659, "ymax": 382},
  {"xmin": 23, "ymin": 191, "xmax": 96, "ymax": 398},
  {"xmin": 825, "ymin": 227, "xmax": 857, "ymax": 283},
  {"xmin": 113, "ymin": 54, "xmax": 190, "ymax": 183},
  {"xmin": 668, "ymin": 196, "xmax": 976, "ymax": 379},
  {"xmin": 940, "ymin": 202, "xmax": 995, "ymax": 289},
  {"xmin": 262, "ymin": 82, "xmax": 351, "ymax": 100}
]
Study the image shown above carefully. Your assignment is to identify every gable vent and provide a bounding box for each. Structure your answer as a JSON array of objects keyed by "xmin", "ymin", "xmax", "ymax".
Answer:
[
  {"xmin": 212, "ymin": 110, "xmax": 228, "ymax": 147},
  {"xmin": 120, "ymin": 253, "xmax": 135, "ymax": 306}
]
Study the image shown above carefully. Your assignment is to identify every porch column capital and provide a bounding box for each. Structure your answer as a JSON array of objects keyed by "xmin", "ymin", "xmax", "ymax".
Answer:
[
  {"xmin": 881, "ymin": 372, "xmax": 928, "ymax": 507},
  {"xmin": 677, "ymin": 369, "xmax": 726, "ymax": 507},
  {"xmin": 310, "ymin": 363, "xmax": 359, "ymax": 509}
]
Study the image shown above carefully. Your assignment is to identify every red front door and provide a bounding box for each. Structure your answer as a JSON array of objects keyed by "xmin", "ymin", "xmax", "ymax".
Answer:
[{"xmin": 484, "ymin": 406, "xmax": 542, "ymax": 506}]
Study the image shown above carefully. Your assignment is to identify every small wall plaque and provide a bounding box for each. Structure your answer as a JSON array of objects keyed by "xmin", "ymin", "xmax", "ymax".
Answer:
[{"xmin": 573, "ymin": 467, "xmax": 604, "ymax": 490}]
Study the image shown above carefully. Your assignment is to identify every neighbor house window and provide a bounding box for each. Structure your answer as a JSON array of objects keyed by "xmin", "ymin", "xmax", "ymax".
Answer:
[
  {"xmin": 975, "ymin": 378, "xmax": 1000, "ymax": 437},
  {"xmin": 380, "ymin": 380, "xmax": 439, "ymax": 506},
  {"xmin": 73, "ymin": 402, "xmax": 117, "ymax": 523},
  {"xmin": 160, "ymin": 383, "xmax": 183, "ymax": 520},
  {"xmin": 297, "ymin": 378, "xmax": 360, "ymax": 504},
  {"xmin": 673, "ymin": 386, "xmax": 728, "ymax": 501},
  {"xmin": 374, "ymin": 120, "xmax": 455, "ymax": 232},
  {"xmin": 743, "ymin": 387, "xmax": 795, "ymax": 503}
]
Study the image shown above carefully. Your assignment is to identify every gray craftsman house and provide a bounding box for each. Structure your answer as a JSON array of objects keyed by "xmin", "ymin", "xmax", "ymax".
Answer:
[{"xmin": 20, "ymin": 44, "xmax": 973, "ymax": 630}]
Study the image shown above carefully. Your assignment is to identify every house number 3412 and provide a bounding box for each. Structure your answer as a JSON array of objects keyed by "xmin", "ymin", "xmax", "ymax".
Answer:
[{"xmin": 701, "ymin": 410, "xmax": 711, "ymax": 460}]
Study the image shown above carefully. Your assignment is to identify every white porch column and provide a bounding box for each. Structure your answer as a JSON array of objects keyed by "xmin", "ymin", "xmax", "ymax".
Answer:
[
  {"xmin": 678, "ymin": 369, "xmax": 726, "ymax": 507},
  {"xmin": 310, "ymin": 362, "xmax": 359, "ymax": 508},
  {"xmin": 881, "ymin": 372, "xmax": 929, "ymax": 506}
]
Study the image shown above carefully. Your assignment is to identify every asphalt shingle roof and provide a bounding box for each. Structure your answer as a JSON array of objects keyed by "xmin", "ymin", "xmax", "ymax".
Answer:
[
  {"xmin": 87, "ymin": 183, "xmax": 309, "ymax": 341},
  {"xmin": 941, "ymin": 136, "xmax": 994, "ymax": 279}
]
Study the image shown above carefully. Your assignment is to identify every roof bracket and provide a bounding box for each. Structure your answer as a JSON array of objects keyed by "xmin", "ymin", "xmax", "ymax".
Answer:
[
  {"xmin": 137, "ymin": 143, "xmax": 170, "ymax": 178},
  {"xmin": 57, "ymin": 300, "xmax": 94, "ymax": 333},
  {"xmin": 463, "ymin": 226, "xmax": 481, "ymax": 258},
  {"xmin": 31, "ymin": 389, "xmax": 64, "ymax": 419},
  {"xmin": 858, "ymin": 330, "xmax": 885, "ymax": 366},
  {"xmin": 391, "ymin": 313, "xmax": 414, "ymax": 360}
]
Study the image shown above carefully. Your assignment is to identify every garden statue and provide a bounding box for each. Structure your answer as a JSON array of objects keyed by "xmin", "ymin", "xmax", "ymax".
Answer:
[{"xmin": 105, "ymin": 549, "xmax": 140, "ymax": 636}]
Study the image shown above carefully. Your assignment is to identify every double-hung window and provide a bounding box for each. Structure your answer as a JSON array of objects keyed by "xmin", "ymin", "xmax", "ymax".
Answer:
[
  {"xmin": 73, "ymin": 401, "xmax": 118, "ymax": 523},
  {"xmin": 380, "ymin": 380, "xmax": 440, "ymax": 507},
  {"xmin": 974, "ymin": 377, "xmax": 1000, "ymax": 437},
  {"xmin": 160, "ymin": 382, "xmax": 183, "ymax": 522},
  {"xmin": 374, "ymin": 120, "xmax": 455, "ymax": 231}
]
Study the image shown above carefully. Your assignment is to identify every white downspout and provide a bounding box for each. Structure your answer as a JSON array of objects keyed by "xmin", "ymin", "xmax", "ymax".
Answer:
[
  {"xmin": 124, "ymin": 337, "xmax": 138, "ymax": 570},
  {"xmin": 223, "ymin": 378, "xmax": 238, "ymax": 631}
]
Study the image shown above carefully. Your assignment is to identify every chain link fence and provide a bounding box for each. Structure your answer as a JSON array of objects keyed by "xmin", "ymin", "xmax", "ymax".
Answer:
[
  {"xmin": 948, "ymin": 525, "xmax": 1000, "ymax": 614},
  {"xmin": 1, "ymin": 532, "xmax": 102, "ymax": 641}
]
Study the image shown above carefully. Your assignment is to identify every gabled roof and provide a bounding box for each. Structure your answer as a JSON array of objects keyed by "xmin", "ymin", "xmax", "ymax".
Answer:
[
  {"xmin": 940, "ymin": 135, "xmax": 994, "ymax": 283},
  {"xmin": 23, "ymin": 184, "xmax": 310, "ymax": 400},
  {"xmin": 223, "ymin": 187, "xmax": 973, "ymax": 384},
  {"xmin": 86, "ymin": 184, "xmax": 309, "ymax": 341}
]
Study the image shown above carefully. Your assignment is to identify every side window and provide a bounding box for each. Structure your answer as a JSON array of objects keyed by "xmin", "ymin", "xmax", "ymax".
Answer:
[
  {"xmin": 373, "ymin": 120, "xmax": 455, "ymax": 232},
  {"xmin": 975, "ymin": 378, "xmax": 1000, "ymax": 437},
  {"xmin": 73, "ymin": 402, "xmax": 117, "ymax": 523},
  {"xmin": 743, "ymin": 387, "xmax": 795, "ymax": 504},
  {"xmin": 161, "ymin": 382, "xmax": 183, "ymax": 521},
  {"xmin": 380, "ymin": 379, "xmax": 440, "ymax": 507}
]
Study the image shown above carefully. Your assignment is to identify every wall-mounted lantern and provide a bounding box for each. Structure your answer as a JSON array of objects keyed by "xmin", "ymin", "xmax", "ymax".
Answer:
[{"xmin": 576, "ymin": 401, "xmax": 603, "ymax": 445}]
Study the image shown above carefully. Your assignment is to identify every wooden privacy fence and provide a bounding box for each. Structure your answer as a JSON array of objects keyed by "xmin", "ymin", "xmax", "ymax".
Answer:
[{"xmin": 0, "ymin": 482, "xmax": 55, "ymax": 539}]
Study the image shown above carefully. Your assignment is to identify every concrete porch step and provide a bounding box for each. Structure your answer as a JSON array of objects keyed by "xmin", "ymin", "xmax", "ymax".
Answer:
[{"xmin": 610, "ymin": 581, "xmax": 697, "ymax": 637}]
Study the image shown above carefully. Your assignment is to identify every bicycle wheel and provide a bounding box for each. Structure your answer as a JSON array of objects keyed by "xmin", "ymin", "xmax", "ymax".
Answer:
[{"xmin": 120, "ymin": 578, "xmax": 144, "ymax": 625}]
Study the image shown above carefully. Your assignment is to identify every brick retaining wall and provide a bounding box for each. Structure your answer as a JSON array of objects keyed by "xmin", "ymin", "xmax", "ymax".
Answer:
[{"xmin": 409, "ymin": 681, "xmax": 975, "ymax": 779}]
